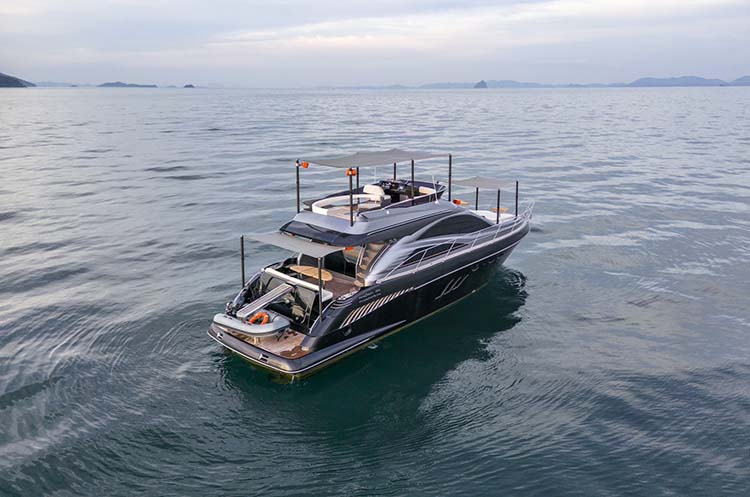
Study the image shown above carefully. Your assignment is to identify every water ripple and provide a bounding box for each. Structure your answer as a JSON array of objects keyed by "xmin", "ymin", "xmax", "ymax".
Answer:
[{"xmin": 0, "ymin": 87, "xmax": 748, "ymax": 496}]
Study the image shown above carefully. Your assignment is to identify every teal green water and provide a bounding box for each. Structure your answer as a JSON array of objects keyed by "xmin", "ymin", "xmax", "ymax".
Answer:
[{"xmin": 1, "ymin": 87, "xmax": 749, "ymax": 496}]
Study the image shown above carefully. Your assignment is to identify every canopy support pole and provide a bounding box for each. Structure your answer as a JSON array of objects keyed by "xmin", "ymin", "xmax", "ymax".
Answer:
[
  {"xmin": 393, "ymin": 163, "xmax": 396, "ymax": 180},
  {"xmin": 317, "ymin": 257, "xmax": 323, "ymax": 319},
  {"xmin": 411, "ymin": 159, "xmax": 415, "ymax": 205},
  {"xmin": 448, "ymin": 154, "xmax": 452, "ymax": 201},
  {"xmin": 356, "ymin": 167, "xmax": 360, "ymax": 191},
  {"xmin": 349, "ymin": 170, "xmax": 354, "ymax": 226},
  {"xmin": 240, "ymin": 235, "xmax": 246, "ymax": 286},
  {"xmin": 515, "ymin": 181, "xmax": 519, "ymax": 217},
  {"xmin": 295, "ymin": 160, "xmax": 300, "ymax": 213},
  {"xmin": 475, "ymin": 187, "xmax": 479, "ymax": 210},
  {"xmin": 496, "ymin": 190, "xmax": 501, "ymax": 224}
]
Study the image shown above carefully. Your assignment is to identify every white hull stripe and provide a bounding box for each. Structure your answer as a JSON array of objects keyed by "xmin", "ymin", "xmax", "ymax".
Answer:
[{"xmin": 342, "ymin": 288, "xmax": 411, "ymax": 327}]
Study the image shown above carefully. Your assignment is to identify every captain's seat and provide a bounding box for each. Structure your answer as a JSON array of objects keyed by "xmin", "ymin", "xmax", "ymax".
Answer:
[
  {"xmin": 363, "ymin": 184, "xmax": 386, "ymax": 199},
  {"xmin": 363, "ymin": 183, "xmax": 390, "ymax": 208}
]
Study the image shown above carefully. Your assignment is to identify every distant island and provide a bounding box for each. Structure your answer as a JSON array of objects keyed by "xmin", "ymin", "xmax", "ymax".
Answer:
[
  {"xmin": 98, "ymin": 81, "xmax": 157, "ymax": 88},
  {"xmin": 461, "ymin": 75, "xmax": 749, "ymax": 89},
  {"xmin": 0, "ymin": 72, "xmax": 36, "ymax": 88},
  {"xmin": 342, "ymin": 75, "xmax": 750, "ymax": 90},
  {"xmin": 629, "ymin": 76, "xmax": 729, "ymax": 87},
  {"xmin": 34, "ymin": 81, "xmax": 82, "ymax": 87},
  {"xmin": 4, "ymin": 69, "xmax": 750, "ymax": 90}
]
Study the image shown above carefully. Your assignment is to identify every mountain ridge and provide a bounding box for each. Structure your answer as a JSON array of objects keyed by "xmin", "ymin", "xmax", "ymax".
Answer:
[
  {"xmin": 332, "ymin": 75, "xmax": 750, "ymax": 90},
  {"xmin": 629, "ymin": 76, "xmax": 728, "ymax": 87},
  {"xmin": 4, "ymin": 70, "xmax": 750, "ymax": 90},
  {"xmin": 98, "ymin": 81, "xmax": 157, "ymax": 88},
  {"xmin": 0, "ymin": 72, "xmax": 36, "ymax": 88}
]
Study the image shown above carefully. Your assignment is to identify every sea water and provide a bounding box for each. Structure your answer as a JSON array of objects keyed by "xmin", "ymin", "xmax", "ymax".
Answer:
[{"xmin": 1, "ymin": 87, "xmax": 748, "ymax": 496}]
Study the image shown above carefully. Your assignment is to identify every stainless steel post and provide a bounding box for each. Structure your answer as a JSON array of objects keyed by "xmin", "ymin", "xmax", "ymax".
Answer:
[
  {"xmin": 240, "ymin": 235, "xmax": 245, "ymax": 286},
  {"xmin": 448, "ymin": 154, "xmax": 452, "ymax": 201},
  {"xmin": 349, "ymin": 170, "xmax": 354, "ymax": 226},
  {"xmin": 411, "ymin": 159, "xmax": 415, "ymax": 205},
  {"xmin": 295, "ymin": 160, "xmax": 300, "ymax": 213},
  {"xmin": 496, "ymin": 189, "xmax": 500, "ymax": 224},
  {"xmin": 317, "ymin": 257, "xmax": 323, "ymax": 319}
]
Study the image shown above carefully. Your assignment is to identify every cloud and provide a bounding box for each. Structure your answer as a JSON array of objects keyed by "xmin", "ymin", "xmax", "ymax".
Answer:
[
  {"xmin": 209, "ymin": 0, "xmax": 748, "ymax": 54},
  {"xmin": 0, "ymin": 0, "xmax": 748, "ymax": 85}
]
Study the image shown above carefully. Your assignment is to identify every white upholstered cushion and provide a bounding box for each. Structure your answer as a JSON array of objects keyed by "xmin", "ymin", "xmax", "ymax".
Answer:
[{"xmin": 363, "ymin": 184, "xmax": 386, "ymax": 197}]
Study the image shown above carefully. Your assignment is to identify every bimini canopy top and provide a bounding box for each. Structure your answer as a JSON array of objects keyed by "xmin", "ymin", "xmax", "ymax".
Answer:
[
  {"xmin": 248, "ymin": 232, "xmax": 344, "ymax": 259},
  {"xmin": 302, "ymin": 149, "xmax": 445, "ymax": 169},
  {"xmin": 452, "ymin": 176, "xmax": 513, "ymax": 190}
]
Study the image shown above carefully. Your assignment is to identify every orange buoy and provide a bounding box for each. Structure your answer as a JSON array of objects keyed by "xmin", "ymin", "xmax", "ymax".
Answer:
[{"xmin": 248, "ymin": 312, "xmax": 270, "ymax": 325}]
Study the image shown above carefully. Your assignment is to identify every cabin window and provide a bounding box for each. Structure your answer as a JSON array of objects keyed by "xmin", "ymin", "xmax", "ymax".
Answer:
[{"xmin": 418, "ymin": 215, "xmax": 490, "ymax": 239}]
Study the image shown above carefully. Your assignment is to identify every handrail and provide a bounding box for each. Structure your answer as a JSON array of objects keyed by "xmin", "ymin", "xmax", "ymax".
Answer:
[
  {"xmin": 264, "ymin": 267, "xmax": 325, "ymax": 293},
  {"xmin": 383, "ymin": 192, "xmax": 437, "ymax": 210},
  {"xmin": 380, "ymin": 202, "xmax": 534, "ymax": 281}
]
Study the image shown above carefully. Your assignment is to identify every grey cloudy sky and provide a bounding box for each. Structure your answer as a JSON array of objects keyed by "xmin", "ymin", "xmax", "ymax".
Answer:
[{"xmin": 2, "ymin": 0, "xmax": 749, "ymax": 86}]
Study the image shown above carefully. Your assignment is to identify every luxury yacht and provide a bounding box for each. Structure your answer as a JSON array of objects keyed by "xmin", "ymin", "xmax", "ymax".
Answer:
[{"xmin": 208, "ymin": 149, "xmax": 533, "ymax": 378}]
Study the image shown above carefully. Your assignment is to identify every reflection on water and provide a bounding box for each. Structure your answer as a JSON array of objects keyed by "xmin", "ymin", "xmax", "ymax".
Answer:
[{"xmin": 1, "ymin": 87, "xmax": 748, "ymax": 496}]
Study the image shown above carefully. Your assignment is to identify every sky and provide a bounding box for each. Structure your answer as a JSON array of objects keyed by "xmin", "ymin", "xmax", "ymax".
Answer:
[{"xmin": 1, "ymin": 0, "xmax": 749, "ymax": 87}]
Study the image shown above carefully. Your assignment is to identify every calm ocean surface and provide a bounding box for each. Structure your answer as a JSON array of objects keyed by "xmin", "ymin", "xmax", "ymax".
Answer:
[{"xmin": 1, "ymin": 87, "xmax": 748, "ymax": 496}]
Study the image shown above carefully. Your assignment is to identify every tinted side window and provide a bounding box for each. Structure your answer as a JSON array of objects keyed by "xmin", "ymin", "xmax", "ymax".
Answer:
[{"xmin": 419, "ymin": 215, "xmax": 490, "ymax": 238}]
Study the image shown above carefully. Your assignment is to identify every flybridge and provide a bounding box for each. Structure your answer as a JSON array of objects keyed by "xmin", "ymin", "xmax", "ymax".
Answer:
[
  {"xmin": 295, "ymin": 149, "xmax": 453, "ymax": 226},
  {"xmin": 293, "ymin": 150, "xmax": 522, "ymax": 227}
]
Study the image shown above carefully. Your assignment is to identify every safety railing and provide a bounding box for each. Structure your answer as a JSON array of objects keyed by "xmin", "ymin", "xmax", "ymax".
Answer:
[
  {"xmin": 380, "ymin": 201, "xmax": 534, "ymax": 281},
  {"xmin": 384, "ymin": 191, "xmax": 441, "ymax": 210}
]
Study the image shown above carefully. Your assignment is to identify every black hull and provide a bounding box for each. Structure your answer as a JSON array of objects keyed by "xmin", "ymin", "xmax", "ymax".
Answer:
[{"xmin": 208, "ymin": 225, "xmax": 527, "ymax": 378}]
